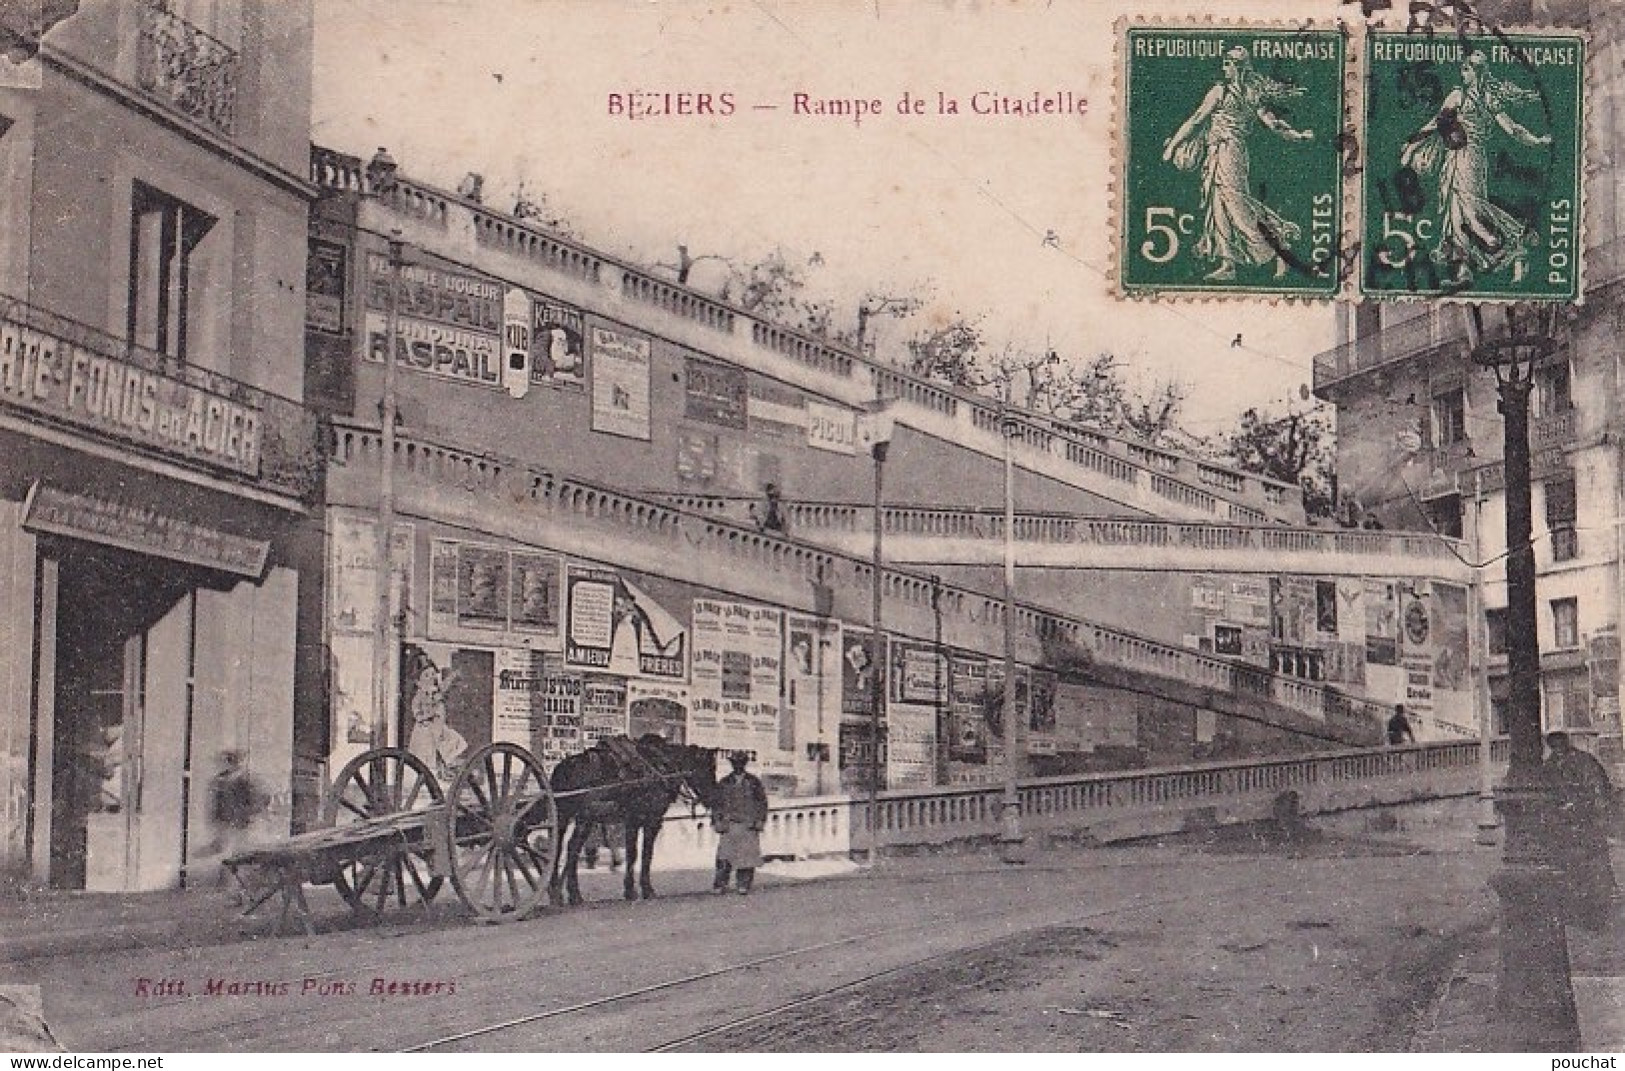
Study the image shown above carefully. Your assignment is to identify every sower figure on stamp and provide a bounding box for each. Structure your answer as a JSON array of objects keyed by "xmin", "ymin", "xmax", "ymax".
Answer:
[
  {"xmin": 1400, "ymin": 52, "xmax": 1551, "ymax": 286},
  {"xmin": 712, "ymin": 751, "xmax": 769, "ymax": 896},
  {"xmin": 1543, "ymin": 732, "xmax": 1621, "ymax": 930},
  {"xmin": 1161, "ymin": 46, "xmax": 1315, "ymax": 282}
]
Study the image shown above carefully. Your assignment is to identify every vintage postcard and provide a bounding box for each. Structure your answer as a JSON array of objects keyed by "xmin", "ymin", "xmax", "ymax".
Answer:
[{"xmin": 1, "ymin": 0, "xmax": 1621, "ymax": 1058}]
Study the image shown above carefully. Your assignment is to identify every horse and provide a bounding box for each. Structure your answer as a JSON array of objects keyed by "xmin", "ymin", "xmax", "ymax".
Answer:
[{"xmin": 548, "ymin": 734, "xmax": 719, "ymax": 905}]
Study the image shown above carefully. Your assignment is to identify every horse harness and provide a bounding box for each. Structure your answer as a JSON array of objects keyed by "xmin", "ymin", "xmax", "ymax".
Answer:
[{"xmin": 554, "ymin": 735, "xmax": 695, "ymax": 809}]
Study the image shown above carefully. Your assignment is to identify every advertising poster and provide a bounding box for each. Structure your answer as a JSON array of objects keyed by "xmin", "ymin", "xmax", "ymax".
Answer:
[
  {"xmin": 306, "ymin": 238, "xmax": 347, "ymax": 334},
  {"xmin": 328, "ymin": 512, "xmax": 413, "ymax": 636},
  {"xmin": 948, "ymin": 656, "xmax": 989, "ymax": 763},
  {"xmin": 564, "ymin": 565, "xmax": 687, "ymax": 680},
  {"xmin": 889, "ymin": 640, "xmax": 948, "ymax": 706},
  {"xmin": 493, "ymin": 648, "xmax": 547, "ymax": 749},
  {"xmin": 327, "ymin": 635, "xmax": 376, "ymax": 775},
  {"xmin": 840, "ymin": 628, "xmax": 883, "ymax": 719},
  {"xmin": 1323, "ymin": 642, "xmax": 1368, "ymax": 687},
  {"xmin": 1589, "ymin": 631, "xmax": 1622, "ymax": 744},
  {"xmin": 984, "ymin": 663, "xmax": 1029, "ymax": 741},
  {"xmin": 1336, "ymin": 580, "xmax": 1366, "ymax": 643},
  {"xmin": 398, "ymin": 641, "xmax": 495, "ymax": 778},
  {"xmin": 531, "ymin": 299, "xmax": 586, "ymax": 388},
  {"xmin": 1227, "ymin": 578, "xmax": 1271, "ymax": 627},
  {"xmin": 806, "ymin": 401, "xmax": 857, "ymax": 455},
  {"xmin": 362, "ymin": 250, "xmax": 505, "ymax": 390},
  {"xmin": 748, "ymin": 383, "xmax": 807, "ymax": 442},
  {"xmin": 457, "ymin": 543, "xmax": 509, "ymax": 629},
  {"xmin": 1315, "ymin": 579, "xmax": 1338, "ymax": 638},
  {"xmin": 1080, "ymin": 699, "xmax": 1139, "ymax": 751},
  {"xmin": 627, "ymin": 681, "xmax": 690, "ymax": 744},
  {"xmin": 1272, "ymin": 576, "xmax": 1316, "ymax": 646},
  {"xmin": 590, "ymin": 325, "xmax": 652, "ymax": 440},
  {"xmin": 363, "ymin": 312, "xmax": 504, "ymax": 390},
  {"xmin": 1432, "ymin": 584, "xmax": 1470, "ymax": 692},
  {"xmin": 429, "ymin": 540, "xmax": 562, "ymax": 644},
  {"xmin": 1029, "ymin": 670, "xmax": 1058, "ymax": 755},
  {"xmin": 685, "ymin": 357, "xmax": 748, "ymax": 429},
  {"xmin": 1191, "ymin": 575, "xmax": 1225, "ymax": 614},
  {"xmin": 581, "ymin": 676, "xmax": 629, "ymax": 746},
  {"xmin": 1052, "ymin": 680, "xmax": 1090, "ymax": 753},
  {"xmin": 1403, "ymin": 654, "xmax": 1436, "ymax": 731},
  {"xmin": 364, "ymin": 248, "xmax": 503, "ymax": 331},
  {"xmin": 1402, "ymin": 583, "xmax": 1433, "ymax": 655},
  {"xmin": 785, "ymin": 616, "xmax": 839, "ymax": 783},
  {"xmin": 509, "ymin": 552, "xmax": 561, "ymax": 634},
  {"xmin": 886, "ymin": 702, "xmax": 936, "ymax": 788},
  {"xmin": 839, "ymin": 721, "xmax": 884, "ymax": 794},
  {"xmin": 1365, "ymin": 580, "xmax": 1400, "ymax": 666},
  {"xmin": 690, "ymin": 599, "xmax": 787, "ymax": 772},
  {"xmin": 676, "ymin": 428, "xmax": 721, "ymax": 485},
  {"xmin": 490, "ymin": 650, "xmax": 584, "ymax": 764}
]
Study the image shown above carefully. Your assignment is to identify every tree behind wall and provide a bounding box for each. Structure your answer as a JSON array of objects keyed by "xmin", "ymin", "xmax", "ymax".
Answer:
[{"xmin": 1225, "ymin": 407, "xmax": 1337, "ymax": 520}]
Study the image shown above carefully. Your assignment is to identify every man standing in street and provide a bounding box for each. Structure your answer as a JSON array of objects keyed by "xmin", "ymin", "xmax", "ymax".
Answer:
[
  {"xmin": 712, "ymin": 751, "xmax": 769, "ymax": 895},
  {"xmin": 1544, "ymin": 731, "xmax": 1621, "ymax": 930},
  {"xmin": 1386, "ymin": 704, "xmax": 1416, "ymax": 746}
]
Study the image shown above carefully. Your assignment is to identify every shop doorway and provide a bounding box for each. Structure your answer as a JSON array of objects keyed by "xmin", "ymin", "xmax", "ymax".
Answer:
[{"xmin": 45, "ymin": 542, "xmax": 199, "ymax": 890}]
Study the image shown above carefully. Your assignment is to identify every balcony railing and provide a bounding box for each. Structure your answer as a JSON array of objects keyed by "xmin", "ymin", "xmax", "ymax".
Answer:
[
  {"xmin": 1313, "ymin": 311, "xmax": 1467, "ymax": 391},
  {"xmin": 1530, "ymin": 407, "xmax": 1578, "ymax": 449},
  {"xmin": 137, "ymin": 0, "xmax": 238, "ymax": 136},
  {"xmin": 0, "ymin": 293, "xmax": 319, "ymax": 502}
]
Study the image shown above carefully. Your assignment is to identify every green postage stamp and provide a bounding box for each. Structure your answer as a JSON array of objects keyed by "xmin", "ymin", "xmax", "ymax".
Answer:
[
  {"xmin": 1361, "ymin": 31, "xmax": 1585, "ymax": 302},
  {"xmin": 1119, "ymin": 27, "xmax": 1346, "ymax": 299}
]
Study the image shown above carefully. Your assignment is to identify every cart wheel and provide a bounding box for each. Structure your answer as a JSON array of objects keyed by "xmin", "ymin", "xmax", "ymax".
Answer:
[
  {"xmin": 445, "ymin": 743, "xmax": 557, "ymax": 922},
  {"xmin": 323, "ymin": 748, "xmax": 445, "ymax": 917}
]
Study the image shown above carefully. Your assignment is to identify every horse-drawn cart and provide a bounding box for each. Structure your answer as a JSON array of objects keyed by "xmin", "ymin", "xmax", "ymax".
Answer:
[
  {"xmin": 224, "ymin": 734, "xmax": 718, "ymax": 934},
  {"xmin": 224, "ymin": 741, "xmax": 559, "ymax": 934}
]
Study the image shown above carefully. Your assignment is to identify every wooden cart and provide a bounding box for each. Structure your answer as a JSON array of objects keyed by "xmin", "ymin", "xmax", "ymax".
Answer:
[{"xmin": 224, "ymin": 741, "xmax": 559, "ymax": 934}]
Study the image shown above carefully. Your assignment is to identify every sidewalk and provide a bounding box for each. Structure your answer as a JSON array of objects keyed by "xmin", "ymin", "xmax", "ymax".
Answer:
[
  {"xmin": 1411, "ymin": 846, "xmax": 1625, "ymax": 1053},
  {"xmin": 0, "ymin": 855, "xmax": 867, "ymax": 966}
]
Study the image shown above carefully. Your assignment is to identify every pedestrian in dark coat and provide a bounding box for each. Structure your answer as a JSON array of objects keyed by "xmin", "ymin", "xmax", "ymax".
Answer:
[
  {"xmin": 712, "ymin": 751, "xmax": 769, "ymax": 895},
  {"xmin": 1544, "ymin": 732, "xmax": 1621, "ymax": 929},
  {"xmin": 1386, "ymin": 704, "xmax": 1416, "ymax": 745}
]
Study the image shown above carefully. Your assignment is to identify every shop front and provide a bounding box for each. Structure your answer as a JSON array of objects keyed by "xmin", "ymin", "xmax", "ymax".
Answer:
[{"xmin": 0, "ymin": 466, "xmax": 299, "ymax": 890}]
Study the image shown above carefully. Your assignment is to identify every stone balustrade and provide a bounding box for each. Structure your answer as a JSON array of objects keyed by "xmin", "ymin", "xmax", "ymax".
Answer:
[
  {"xmin": 777, "ymin": 504, "xmax": 1471, "ymax": 581},
  {"xmin": 329, "ymin": 420, "xmax": 1392, "ymax": 736},
  {"xmin": 311, "ymin": 145, "xmax": 1301, "ymax": 523},
  {"xmin": 648, "ymin": 739, "xmax": 1507, "ymax": 868}
]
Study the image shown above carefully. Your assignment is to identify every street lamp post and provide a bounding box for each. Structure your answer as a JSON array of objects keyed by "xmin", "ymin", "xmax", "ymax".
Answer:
[
  {"xmin": 861, "ymin": 400, "xmax": 898, "ymax": 866},
  {"xmin": 1464, "ymin": 303, "xmax": 1579, "ymax": 1050},
  {"xmin": 372, "ymin": 230, "xmax": 405, "ymax": 749},
  {"xmin": 999, "ymin": 399, "xmax": 1026, "ymax": 864}
]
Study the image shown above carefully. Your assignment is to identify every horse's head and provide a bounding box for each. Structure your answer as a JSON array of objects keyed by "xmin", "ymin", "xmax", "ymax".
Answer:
[
  {"xmin": 636, "ymin": 734, "xmax": 720, "ymax": 809},
  {"xmin": 680, "ymin": 745, "xmax": 722, "ymax": 809}
]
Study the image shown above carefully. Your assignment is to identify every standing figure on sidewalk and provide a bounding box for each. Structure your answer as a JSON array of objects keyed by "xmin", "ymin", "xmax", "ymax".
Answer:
[
  {"xmin": 1386, "ymin": 704, "xmax": 1416, "ymax": 746},
  {"xmin": 1544, "ymin": 732, "xmax": 1621, "ymax": 930},
  {"xmin": 712, "ymin": 751, "xmax": 769, "ymax": 896},
  {"xmin": 209, "ymin": 750, "xmax": 268, "ymax": 890}
]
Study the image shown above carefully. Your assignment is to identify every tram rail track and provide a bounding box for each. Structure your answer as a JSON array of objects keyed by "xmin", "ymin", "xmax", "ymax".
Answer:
[{"xmin": 405, "ymin": 878, "xmax": 1261, "ymax": 1053}]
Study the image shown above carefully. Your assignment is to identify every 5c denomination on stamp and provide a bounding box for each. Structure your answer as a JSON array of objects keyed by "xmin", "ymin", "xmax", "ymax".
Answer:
[
  {"xmin": 1119, "ymin": 26, "xmax": 1347, "ymax": 299},
  {"xmin": 1361, "ymin": 31, "xmax": 1585, "ymax": 302}
]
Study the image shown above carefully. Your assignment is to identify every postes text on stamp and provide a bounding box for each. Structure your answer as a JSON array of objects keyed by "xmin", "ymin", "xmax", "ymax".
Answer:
[
  {"xmin": 1119, "ymin": 26, "xmax": 1346, "ymax": 299},
  {"xmin": 1361, "ymin": 31, "xmax": 1584, "ymax": 302}
]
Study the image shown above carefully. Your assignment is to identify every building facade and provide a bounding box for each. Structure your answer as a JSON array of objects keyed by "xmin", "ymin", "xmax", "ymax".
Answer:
[
  {"xmin": 1316, "ymin": 0, "xmax": 1625, "ymax": 774},
  {"xmin": 302, "ymin": 147, "xmax": 1476, "ymax": 806},
  {"xmin": 0, "ymin": 0, "xmax": 317, "ymax": 888}
]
